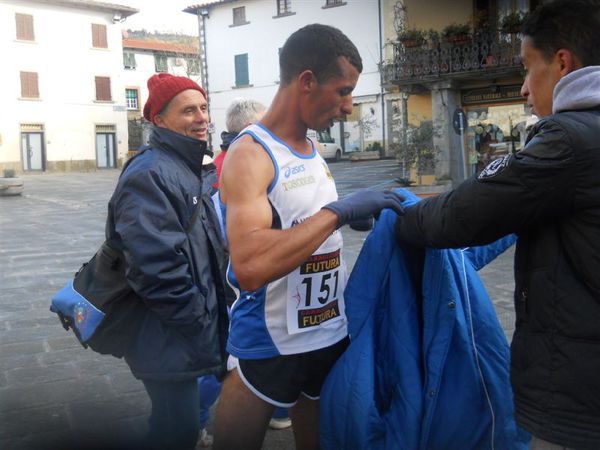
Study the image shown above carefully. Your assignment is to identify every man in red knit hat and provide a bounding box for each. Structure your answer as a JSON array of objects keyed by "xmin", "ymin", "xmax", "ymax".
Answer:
[{"xmin": 104, "ymin": 73, "xmax": 230, "ymax": 449}]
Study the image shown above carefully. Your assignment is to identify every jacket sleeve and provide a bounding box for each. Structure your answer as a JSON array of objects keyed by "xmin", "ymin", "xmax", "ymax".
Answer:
[
  {"xmin": 395, "ymin": 118, "xmax": 576, "ymax": 248},
  {"xmin": 113, "ymin": 168, "xmax": 205, "ymax": 335}
]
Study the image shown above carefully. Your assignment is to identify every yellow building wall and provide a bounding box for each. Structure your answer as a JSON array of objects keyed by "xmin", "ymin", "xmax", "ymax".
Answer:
[
  {"xmin": 408, "ymin": 94, "xmax": 436, "ymax": 185},
  {"xmin": 402, "ymin": 0, "xmax": 473, "ymax": 31}
]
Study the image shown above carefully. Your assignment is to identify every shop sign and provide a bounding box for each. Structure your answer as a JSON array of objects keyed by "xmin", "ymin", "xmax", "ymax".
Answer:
[{"xmin": 462, "ymin": 85, "xmax": 525, "ymax": 105}]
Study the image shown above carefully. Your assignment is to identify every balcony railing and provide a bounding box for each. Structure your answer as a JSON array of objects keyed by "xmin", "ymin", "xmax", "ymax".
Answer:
[{"xmin": 382, "ymin": 32, "xmax": 523, "ymax": 87}]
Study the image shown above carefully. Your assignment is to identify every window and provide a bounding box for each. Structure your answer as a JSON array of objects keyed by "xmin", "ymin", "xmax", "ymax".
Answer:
[
  {"xmin": 323, "ymin": 0, "xmax": 346, "ymax": 7},
  {"xmin": 155, "ymin": 54, "xmax": 168, "ymax": 72},
  {"xmin": 276, "ymin": 0, "xmax": 293, "ymax": 16},
  {"xmin": 123, "ymin": 51, "xmax": 136, "ymax": 69},
  {"xmin": 15, "ymin": 13, "xmax": 34, "ymax": 41},
  {"xmin": 20, "ymin": 71, "xmax": 39, "ymax": 98},
  {"xmin": 234, "ymin": 53, "xmax": 249, "ymax": 86},
  {"xmin": 125, "ymin": 88, "xmax": 139, "ymax": 110},
  {"xmin": 232, "ymin": 6, "xmax": 248, "ymax": 26},
  {"xmin": 187, "ymin": 58, "xmax": 200, "ymax": 74},
  {"xmin": 91, "ymin": 23, "xmax": 107, "ymax": 48},
  {"xmin": 95, "ymin": 76, "xmax": 111, "ymax": 101}
]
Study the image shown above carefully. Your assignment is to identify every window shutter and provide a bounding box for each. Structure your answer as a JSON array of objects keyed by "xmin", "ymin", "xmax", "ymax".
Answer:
[
  {"xmin": 16, "ymin": 13, "xmax": 34, "ymax": 41},
  {"xmin": 233, "ymin": 6, "xmax": 246, "ymax": 25},
  {"xmin": 95, "ymin": 76, "xmax": 111, "ymax": 101},
  {"xmin": 123, "ymin": 52, "xmax": 136, "ymax": 69},
  {"xmin": 234, "ymin": 53, "xmax": 249, "ymax": 86},
  {"xmin": 20, "ymin": 71, "xmax": 39, "ymax": 98},
  {"xmin": 92, "ymin": 23, "xmax": 107, "ymax": 48}
]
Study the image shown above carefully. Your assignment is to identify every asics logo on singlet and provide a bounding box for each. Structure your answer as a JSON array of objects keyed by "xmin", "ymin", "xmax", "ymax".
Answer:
[
  {"xmin": 284, "ymin": 164, "xmax": 305, "ymax": 178},
  {"xmin": 290, "ymin": 216, "xmax": 309, "ymax": 227}
]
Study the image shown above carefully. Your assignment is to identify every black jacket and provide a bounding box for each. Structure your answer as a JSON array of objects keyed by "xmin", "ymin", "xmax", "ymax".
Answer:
[
  {"xmin": 395, "ymin": 107, "xmax": 600, "ymax": 448},
  {"xmin": 106, "ymin": 127, "xmax": 229, "ymax": 381}
]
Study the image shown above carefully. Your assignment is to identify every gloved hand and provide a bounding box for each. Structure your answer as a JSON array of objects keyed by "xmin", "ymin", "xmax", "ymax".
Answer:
[
  {"xmin": 348, "ymin": 217, "xmax": 374, "ymax": 232},
  {"xmin": 323, "ymin": 189, "xmax": 405, "ymax": 229}
]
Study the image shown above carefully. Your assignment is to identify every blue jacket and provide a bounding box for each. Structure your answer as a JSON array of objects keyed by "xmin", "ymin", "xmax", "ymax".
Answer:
[
  {"xmin": 321, "ymin": 189, "xmax": 529, "ymax": 450},
  {"xmin": 106, "ymin": 127, "xmax": 229, "ymax": 381}
]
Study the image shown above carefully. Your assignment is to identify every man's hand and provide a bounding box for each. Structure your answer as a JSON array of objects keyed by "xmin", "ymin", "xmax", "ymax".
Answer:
[{"xmin": 323, "ymin": 190, "xmax": 405, "ymax": 228}]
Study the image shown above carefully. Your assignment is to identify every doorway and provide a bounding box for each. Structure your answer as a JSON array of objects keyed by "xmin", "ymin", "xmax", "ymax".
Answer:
[
  {"xmin": 20, "ymin": 124, "xmax": 45, "ymax": 171},
  {"xmin": 96, "ymin": 125, "xmax": 117, "ymax": 168}
]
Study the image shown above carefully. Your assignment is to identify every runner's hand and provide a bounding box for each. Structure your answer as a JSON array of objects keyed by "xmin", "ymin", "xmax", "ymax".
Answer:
[{"xmin": 323, "ymin": 190, "xmax": 405, "ymax": 229}]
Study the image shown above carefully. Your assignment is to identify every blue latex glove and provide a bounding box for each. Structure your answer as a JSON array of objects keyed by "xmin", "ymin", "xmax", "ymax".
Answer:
[{"xmin": 323, "ymin": 189, "xmax": 405, "ymax": 229}]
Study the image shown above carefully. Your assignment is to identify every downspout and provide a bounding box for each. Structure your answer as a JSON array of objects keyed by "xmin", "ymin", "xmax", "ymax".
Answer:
[
  {"xmin": 378, "ymin": 0, "xmax": 386, "ymax": 158},
  {"xmin": 197, "ymin": 9, "xmax": 212, "ymax": 150}
]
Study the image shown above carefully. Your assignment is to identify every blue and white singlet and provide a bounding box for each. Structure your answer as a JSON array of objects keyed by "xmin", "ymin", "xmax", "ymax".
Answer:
[{"xmin": 225, "ymin": 123, "xmax": 348, "ymax": 359}]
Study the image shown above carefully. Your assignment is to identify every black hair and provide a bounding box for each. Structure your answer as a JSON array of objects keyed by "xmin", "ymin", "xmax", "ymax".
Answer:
[
  {"xmin": 522, "ymin": 0, "xmax": 600, "ymax": 66},
  {"xmin": 279, "ymin": 24, "xmax": 363, "ymax": 85}
]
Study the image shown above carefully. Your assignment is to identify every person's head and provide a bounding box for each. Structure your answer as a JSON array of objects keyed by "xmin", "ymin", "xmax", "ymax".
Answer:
[
  {"xmin": 520, "ymin": 0, "xmax": 600, "ymax": 117},
  {"xmin": 279, "ymin": 24, "xmax": 363, "ymax": 130},
  {"xmin": 143, "ymin": 73, "xmax": 209, "ymax": 140},
  {"xmin": 225, "ymin": 98, "xmax": 266, "ymax": 133}
]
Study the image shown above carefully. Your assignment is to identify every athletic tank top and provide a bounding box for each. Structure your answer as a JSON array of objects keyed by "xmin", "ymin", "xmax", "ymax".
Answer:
[{"xmin": 226, "ymin": 123, "xmax": 348, "ymax": 359}]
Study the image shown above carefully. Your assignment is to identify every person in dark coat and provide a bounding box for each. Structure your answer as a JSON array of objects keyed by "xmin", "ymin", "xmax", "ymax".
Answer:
[
  {"xmin": 395, "ymin": 1, "xmax": 600, "ymax": 448},
  {"xmin": 105, "ymin": 73, "xmax": 229, "ymax": 450}
]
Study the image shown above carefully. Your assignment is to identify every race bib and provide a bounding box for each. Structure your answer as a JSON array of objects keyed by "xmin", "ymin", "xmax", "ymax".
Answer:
[{"xmin": 286, "ymin": 249, "xmax": 346, "ymax": 334}]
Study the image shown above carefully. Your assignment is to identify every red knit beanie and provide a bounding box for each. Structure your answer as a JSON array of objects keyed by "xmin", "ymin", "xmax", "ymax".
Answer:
[{"xmin": 143, "ymin": 73, "xmax": 207, "ymax": 123}]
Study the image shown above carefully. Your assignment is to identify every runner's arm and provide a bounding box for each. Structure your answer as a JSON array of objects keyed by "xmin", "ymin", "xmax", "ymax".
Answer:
[{"xmin": 220, "ymin": 137, "xmax": 338, "ymax": 292}]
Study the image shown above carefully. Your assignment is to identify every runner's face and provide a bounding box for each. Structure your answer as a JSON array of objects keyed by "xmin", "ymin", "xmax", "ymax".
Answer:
[
  {"xmin": 155, "ymin": 89, "xmax": 209, "ymax": 141},
  {"xmin": 308, "ymin": 57, "xmax": 359, "ymax": 131}
]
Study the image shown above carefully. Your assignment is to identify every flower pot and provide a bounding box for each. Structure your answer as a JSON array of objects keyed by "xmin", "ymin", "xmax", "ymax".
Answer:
[{"xmin": 0, "ymin": 177, "xmax": 24, "ymax": 196}]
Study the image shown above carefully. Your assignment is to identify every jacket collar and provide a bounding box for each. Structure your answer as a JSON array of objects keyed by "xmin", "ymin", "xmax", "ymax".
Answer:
[{"xmin": 149, "ymin": 126, "xmax": 213, "ymax": 178}]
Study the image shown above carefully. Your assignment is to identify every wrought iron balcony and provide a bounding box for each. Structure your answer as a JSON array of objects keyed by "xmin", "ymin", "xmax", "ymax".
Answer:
[{"xmin": 382, "ymin": 32, "xmax": 523, "ymax": 88}]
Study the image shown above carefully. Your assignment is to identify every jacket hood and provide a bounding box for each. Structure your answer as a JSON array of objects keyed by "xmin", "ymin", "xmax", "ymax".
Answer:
[
  {"xmin": 149, "ymin": 126, "xmax": 212, "ymax": 178},
  {"xmin": 553, "ymin": 66, "xmax": 600, "ymax": 113}
]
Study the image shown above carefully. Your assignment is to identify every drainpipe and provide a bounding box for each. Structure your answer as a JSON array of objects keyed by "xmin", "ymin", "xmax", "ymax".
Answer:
[
  {"xmin": 197, "ymin": 8, "xmax": 212, "ymax": 150},
  {"xmin": 378, "ymin": 0, "xmax": 386, "ymax": 158}
]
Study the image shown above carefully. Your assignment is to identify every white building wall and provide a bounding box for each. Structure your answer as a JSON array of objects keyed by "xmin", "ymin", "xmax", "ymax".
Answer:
[
  {"xmin": 1, "ymin": 1, "xmax": 132, "ymax": 172},
  {"xmin": 201, "ymin": 0, "xmax": 383, "ymax": 151}
]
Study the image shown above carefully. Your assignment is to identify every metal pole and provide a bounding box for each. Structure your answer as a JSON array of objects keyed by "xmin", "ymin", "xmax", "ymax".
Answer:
[
  {"xmin": 378, "ymin": 0, "xmax": 386, "ymax": 158},
  {"xmin": 458, "ymin": 111, "xmax": 468, "ymax": 180}
]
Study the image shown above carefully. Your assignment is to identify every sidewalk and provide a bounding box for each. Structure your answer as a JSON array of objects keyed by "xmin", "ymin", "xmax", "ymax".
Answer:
[{"xmin": 0, "ymin": 163, "xmax": 515, "ymax": 449}]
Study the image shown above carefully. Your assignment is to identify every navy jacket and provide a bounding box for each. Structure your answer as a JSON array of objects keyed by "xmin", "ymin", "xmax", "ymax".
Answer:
[
  {"xmin": 321, "ymin": 190, "xmax": 529, "ymax": 450},
  {"xmin": 106, "ymin": 127, "xmax": 229, "ymax": 381}
]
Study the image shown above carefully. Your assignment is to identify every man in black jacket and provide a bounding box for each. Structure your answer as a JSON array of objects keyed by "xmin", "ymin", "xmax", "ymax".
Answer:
[
  {"xmin": 105, "ymin": 73, "xmax": 229, "ymax": 449},
  {"xmin": 395, "ymin": 1, "xmax": 600, "ymax": 448}
]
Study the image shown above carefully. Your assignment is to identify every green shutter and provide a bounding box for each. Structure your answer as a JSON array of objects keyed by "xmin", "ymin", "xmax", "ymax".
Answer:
[{"xmin": 234, "ymin": 53, "xmax": 249, "ymax": 86}]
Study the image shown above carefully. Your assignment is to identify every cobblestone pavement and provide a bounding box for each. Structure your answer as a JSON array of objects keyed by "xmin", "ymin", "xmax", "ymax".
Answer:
[{"xmin": 0, "ymin": 159, "xmax": 515, "ymax": 450}]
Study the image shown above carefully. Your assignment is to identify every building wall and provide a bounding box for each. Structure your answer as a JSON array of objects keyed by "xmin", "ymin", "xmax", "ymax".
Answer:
[
  {"xmin": 200, "ymin": 0, "xmax": 383, "ymax": 152},
  {"xmin": 1, "ymin": 1, "xmax": 131, "ymax": 173}
]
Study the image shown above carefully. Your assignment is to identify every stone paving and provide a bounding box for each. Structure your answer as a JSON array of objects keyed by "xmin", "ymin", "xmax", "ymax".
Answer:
[{"xmin": 0, "ymin": 159, "xmax": 515, "ymax": 450}]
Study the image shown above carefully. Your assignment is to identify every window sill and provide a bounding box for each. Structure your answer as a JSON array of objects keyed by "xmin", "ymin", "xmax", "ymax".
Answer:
[
  {"xmin": 230, "ymin": 21, "xmax": 250, "ymax": 27},
  {"xmin": 14, "ymin": 39, "xmax": 36, "ymax": 44},
  {"xmin": 124, "ymin": 66, "xmax": 137, "ymax": 70},
  {"xmin": 232, "ymin": 84, "xmax": 254, "ymax": 89},
  {"xmin": 18, "ymin": 97, "xmax": 41, "ymax": 101},
  {"xmin": 322, "ymin": 2, "xmax": 347, "ymax": 8},
  {"xmin": 91, "ymin": 46, "xmax": 109, "ymax": 50},
  {"xmin": 94, "ymin": 100, "xmax": 114, "ymax": 104},
  {"xmin": 272, "ymin": 12, "xmax": 296, "ymax": 19}
]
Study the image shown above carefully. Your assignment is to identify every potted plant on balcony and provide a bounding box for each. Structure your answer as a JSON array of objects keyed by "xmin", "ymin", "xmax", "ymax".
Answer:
[
  {"xmin": 398, "ymin": 28, "xmax": 426, "ymax": 48},
  {"xmin": 500, "ymin": 11, "xmax": 525, "ymax": 34},
  {"xmin": 0, "ymin": 169, "xmax": 24, "ymax": 196},
  {"xmin": 442, "ymin": 23, "xmax": 472, "ymax": 44},
  {"xmin": 426, "ymin": 29, "xmax": 441, "ymax": 49}
]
